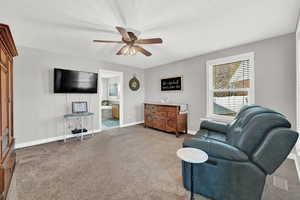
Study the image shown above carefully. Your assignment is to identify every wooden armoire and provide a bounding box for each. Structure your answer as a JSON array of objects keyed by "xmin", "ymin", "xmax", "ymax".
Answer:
[{"xmin": 0, "ymin": 24, "xmax": 17, "ymax": 200}]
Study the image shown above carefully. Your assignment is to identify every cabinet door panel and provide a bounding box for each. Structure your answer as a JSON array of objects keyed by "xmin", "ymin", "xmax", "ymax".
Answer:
[
  {"xmin": 1, "ymin": 67, "xmax": 9, "ymax": 156},
  {"xmin": 166, "ymin": 119, "xmax": 177, "ymax": 132},
  {"xmin": 153, "ymin": 117, "xmax": 166, "ymax": 130},
  {"xmin": 145, "ymin": 115, "xmax": 154, "ymax": 127},
  {"xmin": 8, "ymin": 60, "xmax": 13, "ymax": 143}
]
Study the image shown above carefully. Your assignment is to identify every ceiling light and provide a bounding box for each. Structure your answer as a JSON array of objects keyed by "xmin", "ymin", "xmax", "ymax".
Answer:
[{"xmin": 121, "ymin": 45, "xmax": 137, "ymax": 56}]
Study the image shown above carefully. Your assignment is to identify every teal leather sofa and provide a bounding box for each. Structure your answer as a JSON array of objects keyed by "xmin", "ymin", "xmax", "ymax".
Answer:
[{"xmin": 182, "ymin": 105, "xmax": 299, "ymax": 200}]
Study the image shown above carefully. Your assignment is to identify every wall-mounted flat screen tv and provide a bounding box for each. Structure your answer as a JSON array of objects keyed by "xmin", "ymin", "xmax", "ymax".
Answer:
[{"xmin": 54, "ymin": 68, "xmax": 98, "ymax": 93}]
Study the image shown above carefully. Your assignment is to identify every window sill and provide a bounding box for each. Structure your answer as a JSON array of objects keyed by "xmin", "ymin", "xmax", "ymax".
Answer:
[{"xmin": 202, "ymin": 115, "xmax": 235, "ymax": 123}]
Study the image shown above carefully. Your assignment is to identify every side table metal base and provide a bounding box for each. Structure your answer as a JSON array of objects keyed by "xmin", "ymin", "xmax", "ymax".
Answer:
[{"xmin": 190, "ymin": 163, "xmax": 194, "ymax": 200}]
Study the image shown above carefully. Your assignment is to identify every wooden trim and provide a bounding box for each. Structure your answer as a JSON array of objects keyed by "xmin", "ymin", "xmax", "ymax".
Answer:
[
  {"xmin": 0, "ymin": 64, "xmax": 7, "ymax": 73},
  {"xmin": 0, "ymin": 24, "xmax": 18, "ymax": 57},
  {"xmin": 0, "ymin": 23, "xmax": 16, "ymax": 199}
]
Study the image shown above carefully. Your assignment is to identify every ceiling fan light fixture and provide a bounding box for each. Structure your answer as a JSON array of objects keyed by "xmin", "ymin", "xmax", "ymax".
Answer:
[
  {"xmin": 94, "ymin": 26, "xmax": 162, "ymax": 56},
  {"xmin": 121, "ymin": 46, "xmax": 137, "ymax": 56}
]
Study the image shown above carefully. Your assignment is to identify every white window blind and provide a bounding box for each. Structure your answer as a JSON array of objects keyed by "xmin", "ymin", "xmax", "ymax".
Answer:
[{"xmin": 207, "ymin": 53, "xmax": 254, "ymax": 119}]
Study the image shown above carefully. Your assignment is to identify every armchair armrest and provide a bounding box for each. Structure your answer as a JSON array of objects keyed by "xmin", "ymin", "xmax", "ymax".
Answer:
[
  {"xmin": 200, "ymin": 120, "xmax": 228, "ymax": 134},
  {"xmin": 183, "ymin": 137, "xmax": 248, "ymax": 161}
]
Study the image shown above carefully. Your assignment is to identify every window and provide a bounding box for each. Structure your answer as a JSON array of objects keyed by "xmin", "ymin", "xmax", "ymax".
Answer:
[{"xmin": 206, "ymin": 52, "xmax": 254, "ymax": 120}]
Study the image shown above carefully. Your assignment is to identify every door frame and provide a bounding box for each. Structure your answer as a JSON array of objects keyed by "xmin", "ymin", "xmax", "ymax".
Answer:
[
  {"xmin": 297, "ymin": 17, "xmax": 300, "ymax": 154},
  {"xmin": 295, "ymin": 14, "xmax": 300, "ymax": 181},
  {"xmin": 99, "ymin": 69, "xmax": 124, "ymax": 130}
]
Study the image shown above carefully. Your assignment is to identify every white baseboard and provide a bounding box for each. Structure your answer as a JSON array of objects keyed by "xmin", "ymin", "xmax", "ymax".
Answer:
[
  {"xmin": 293, "ymin": 155, "xmax": 300, "ymax": 182},
  {"xmin": 288, "ymin": 153, "xmax": 296, "ymax": 160},
  {"xmin": 15, "ymin": 121, "xmax": 145, "ymax": 149},
  {"xmin": 120, "ymin": 121, "xmax": 144, "ymax": 128},
  {"xmin": 188, "ymin": 130, "xmax": 198, "ymax": 135},
  {"xmin": 286, "ymin": 152, "xmax": 300, "ymax": 182},
  {"xmin": 15, "ymin": 129, "xmax": 102, "ymax": 149}
]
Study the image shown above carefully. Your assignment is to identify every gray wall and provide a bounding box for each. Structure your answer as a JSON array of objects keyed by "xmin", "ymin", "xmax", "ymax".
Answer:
[
  {"xmin": 14, "ymin": 46, "xmax": 145, "ymax": 144},
  {"xmin": 145, "ymin": 33, "xmax": 296, "ymax": 131},
  {"xmin": 14, "ymin": 33, "xmax": 296, "ymax": 145},
  {"xmin": 101, "ymin": 78, "xmax": 108, "ymax": 101}
]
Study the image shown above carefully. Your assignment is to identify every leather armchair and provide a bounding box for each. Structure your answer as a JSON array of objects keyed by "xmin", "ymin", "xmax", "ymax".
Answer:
[{"xmin": 182, "ymin": 105, "xmax": 299, "ymax": 200}]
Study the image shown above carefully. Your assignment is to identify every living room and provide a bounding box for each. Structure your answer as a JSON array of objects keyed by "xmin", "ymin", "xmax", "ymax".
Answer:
[{"xmin": 1, "ymin": 1, "xmax": 300, "ymax": 200}]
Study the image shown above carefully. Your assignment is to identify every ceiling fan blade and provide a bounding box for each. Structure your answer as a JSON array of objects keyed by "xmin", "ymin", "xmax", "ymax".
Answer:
[
  {"xmin": 133, "ymin": 46, "xmax": 152, "ymax": 56},
  {"xmin": 135, "ymin": 38, "xmax": 163, "ymax": 44},
  {"xmin": 116, "ymin": 26, "xmax": 131, "ymax": 42},
  {"xmin": 116, "ymin": 45, "xmax": 128, "ymax": 55},
  {"xmin": 93, "ymin": 40, "xmax": 123, "ymax": 43}
]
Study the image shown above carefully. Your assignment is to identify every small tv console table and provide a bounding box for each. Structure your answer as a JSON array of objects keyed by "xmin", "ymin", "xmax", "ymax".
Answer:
[{"xmin": 64, "ymin": 112, "xmax": 95, "ymax": 143}]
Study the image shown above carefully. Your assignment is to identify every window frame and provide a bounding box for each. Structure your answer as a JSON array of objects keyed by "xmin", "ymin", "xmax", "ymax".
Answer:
[{"xmin": 206, "ymin": 52, "xmax": 255, "ymax": 121}]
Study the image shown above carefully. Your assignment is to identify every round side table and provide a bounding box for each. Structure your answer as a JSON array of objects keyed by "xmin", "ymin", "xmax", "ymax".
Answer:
[{"xmin": 177, "ymin": 148, "xmax": 208, "ymax": 200}]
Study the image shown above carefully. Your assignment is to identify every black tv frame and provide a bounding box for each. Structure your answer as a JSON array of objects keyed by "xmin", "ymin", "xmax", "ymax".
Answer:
[{"xmin": 54, "ymin": 68, "xmax": 98, "ymax": 94}]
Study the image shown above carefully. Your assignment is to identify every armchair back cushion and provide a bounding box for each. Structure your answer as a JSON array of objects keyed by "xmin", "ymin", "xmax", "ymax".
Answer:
[
  {"xmin": 252, "ymin": 127, "xmax": 298, "ymax": 174},
  {"xmin": 227, "ymin": 107, "xmax": 291, "ymax": 155}
]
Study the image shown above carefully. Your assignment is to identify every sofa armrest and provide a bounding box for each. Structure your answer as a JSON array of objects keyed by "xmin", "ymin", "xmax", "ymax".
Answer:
[
  {"xmin": 200, "ymin": 120, "xmax": 228, "ymax": 134},
  {"xmin": 183, "ymin": 137, "xmax": 248, "ymax": 161}
]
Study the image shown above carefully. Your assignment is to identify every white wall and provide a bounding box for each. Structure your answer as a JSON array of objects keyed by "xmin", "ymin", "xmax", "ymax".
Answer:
[
  {"xmin": 14, "ymin": 46, "xmax": 145, "ymax": 145},
  {"xmin": 145, "ymin": 33, "xmax": 296, "ymax": 131}
]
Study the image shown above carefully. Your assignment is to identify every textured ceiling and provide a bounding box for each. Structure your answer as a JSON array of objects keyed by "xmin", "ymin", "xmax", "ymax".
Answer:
[{"xmin": 0, "ymin": 0, "xmax": 299, "ymax": 68}]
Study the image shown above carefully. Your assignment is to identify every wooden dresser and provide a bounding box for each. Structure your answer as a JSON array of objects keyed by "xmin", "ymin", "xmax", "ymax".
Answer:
[
  {"xmin": 0, "ymin": 24, "xmax": 17, "ymax": 200},
  {"xmin": 144, "ymin": 103, "xmax": 187, "ymax": 137}
]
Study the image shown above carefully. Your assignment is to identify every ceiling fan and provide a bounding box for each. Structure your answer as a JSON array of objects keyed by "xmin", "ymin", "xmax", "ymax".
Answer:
[{"xmin": 93, "ymin": 26, "xmax": 163, "ymax": 56}]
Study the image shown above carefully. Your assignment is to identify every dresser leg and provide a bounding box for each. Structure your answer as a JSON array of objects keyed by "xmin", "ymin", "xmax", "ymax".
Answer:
[{"xmin": 176, "ymin": 131, "xmax": 179, "ymax": 137}]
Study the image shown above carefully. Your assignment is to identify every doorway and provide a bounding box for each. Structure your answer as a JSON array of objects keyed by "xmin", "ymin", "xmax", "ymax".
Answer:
[{"xmin": 99, "ymin": 69, "xmax": 124, "ymax": 130}]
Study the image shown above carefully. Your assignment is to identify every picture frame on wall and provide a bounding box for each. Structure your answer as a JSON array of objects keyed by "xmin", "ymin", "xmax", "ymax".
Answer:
[{"xmin": 161, "ymin": 76, "xmax": 183, "ymax": 92}]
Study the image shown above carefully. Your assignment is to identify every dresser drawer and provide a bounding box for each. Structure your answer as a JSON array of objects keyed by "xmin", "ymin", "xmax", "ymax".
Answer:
[
  {"xmin": 145, "ymin": 104, "xmax": 156, "ymax": 113},
  {"xmin": 155, "ymin": 111, "xmax": 167, "ymax": 118},
  {"xmin": 167, "ymin": 111, "xmax": 177, "ymax": 118},
  {"xmin": 158, "ymin": 106, "xmax": 177, "ymax": 113}
]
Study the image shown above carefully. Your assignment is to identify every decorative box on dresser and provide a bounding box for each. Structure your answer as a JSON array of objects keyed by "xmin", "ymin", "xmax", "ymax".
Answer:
[
  {"xmin": 144, "ymin": 103, "xmax": 188, "ymax": 137},
  {"xmin": 0, "ymin": 24, "xmax": 17, "ymax": 200}
]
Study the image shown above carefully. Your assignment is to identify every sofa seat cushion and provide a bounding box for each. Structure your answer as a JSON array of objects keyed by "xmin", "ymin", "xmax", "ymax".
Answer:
[{"xmin": 195, "ymin": 129, "xmax": 227, "ymax": 143}]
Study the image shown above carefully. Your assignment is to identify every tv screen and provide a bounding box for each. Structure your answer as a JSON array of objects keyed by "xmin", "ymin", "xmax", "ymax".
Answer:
[{"xmin": 54, "ymin": 68, "xmax": 98, "ymax": 93}]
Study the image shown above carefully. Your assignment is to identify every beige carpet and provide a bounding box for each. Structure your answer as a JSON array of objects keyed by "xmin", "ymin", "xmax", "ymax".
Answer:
[{"xmin": 9, "ymin": 125, "xmax": 300, "ymax": 200}]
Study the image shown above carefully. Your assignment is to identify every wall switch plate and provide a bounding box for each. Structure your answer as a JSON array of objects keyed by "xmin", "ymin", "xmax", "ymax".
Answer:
[{"xmin": 273, "ymin": 176, "xmax": 289, "ymax": 191}]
